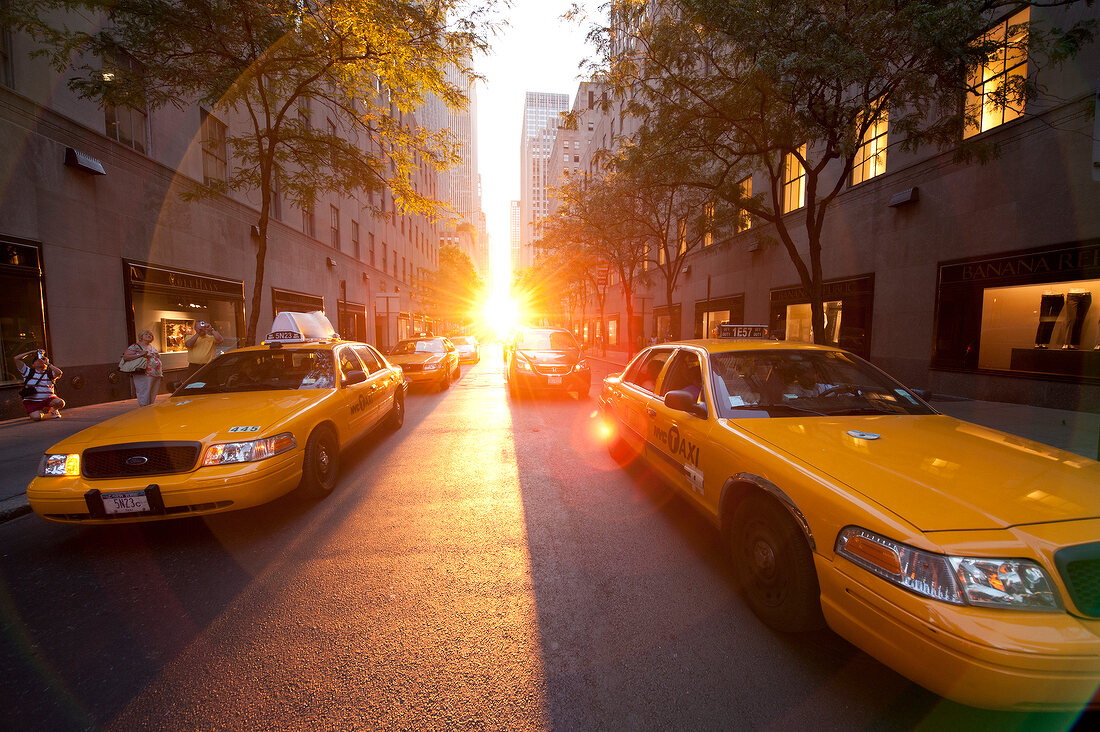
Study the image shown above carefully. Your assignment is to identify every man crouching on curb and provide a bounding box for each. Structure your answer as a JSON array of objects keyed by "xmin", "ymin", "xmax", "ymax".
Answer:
[{"xmin": 14, "ymin": 349, "xmax": 65, "ymax": 421}]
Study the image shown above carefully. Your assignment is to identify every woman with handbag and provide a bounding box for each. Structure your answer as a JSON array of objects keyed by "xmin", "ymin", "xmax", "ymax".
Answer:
[
  {"xmin": 121, "ymin": 329, "xmax": 163, "ymax": 406},
  {"xmin": 13, "ymin": 349, "xmax": 64, "ymax": 420}
]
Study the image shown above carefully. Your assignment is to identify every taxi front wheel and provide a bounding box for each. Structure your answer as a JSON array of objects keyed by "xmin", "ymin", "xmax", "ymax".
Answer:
[
  {"xmin": 299, "ymin": 426, "xmax": 339, "ymax": 500},
  {"xmin": 729, "ymin": 493, "xmax": 824, "ymax": 633}
]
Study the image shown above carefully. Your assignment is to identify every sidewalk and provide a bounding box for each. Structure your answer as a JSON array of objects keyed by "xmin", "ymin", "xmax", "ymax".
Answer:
[{"xmin": 1, "ymin": 376, "xmax": 1097, "ymax": 524}]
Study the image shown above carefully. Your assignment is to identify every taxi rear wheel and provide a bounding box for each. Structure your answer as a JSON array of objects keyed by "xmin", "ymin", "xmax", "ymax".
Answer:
[
  {"xmin": 729, "ymin": 493, "xmax": 824, "ymax": 633},
  {"xmin": 299, "ymin": 426, "xmax": 339, "ymax": 500}
]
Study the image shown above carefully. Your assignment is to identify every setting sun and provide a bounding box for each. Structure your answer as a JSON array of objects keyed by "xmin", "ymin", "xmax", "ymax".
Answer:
[{"xmin": 480, "ymin": 293, "xmax": 522, "ymax": 341}]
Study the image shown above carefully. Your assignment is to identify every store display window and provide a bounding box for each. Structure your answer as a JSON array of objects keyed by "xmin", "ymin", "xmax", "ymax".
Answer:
[
  {"xmin": 933, "ymin": 241, "xmax": 1100, "ymax": 379},
  {"xmin": 1, "ymin": 240, "xmax": 47, "ymax": 386},
  {"xmin": 125, "ymin": 262, "xmax": 244, "ymax": 372},
  {"xmin": 769, "ymin": 275, "xmax": 874, "ymax": 359},
  {"xmin": 978, "ymin": 281, "xmax": 1098, "ymax": 377}
]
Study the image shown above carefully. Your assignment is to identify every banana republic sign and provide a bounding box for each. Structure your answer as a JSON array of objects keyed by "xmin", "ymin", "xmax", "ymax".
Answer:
[{"xmin": 939, "ymin": 242, "xmax": 1100, "ymax": 287}]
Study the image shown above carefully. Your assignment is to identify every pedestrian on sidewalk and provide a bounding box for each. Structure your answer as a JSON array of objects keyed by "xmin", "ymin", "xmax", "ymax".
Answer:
[
  {"xmin": 14, "ymin": 349, "xmax": 64, "ymax": 420},
  {"xmin": 121, "ymin": 329, "xmax": 163, "ymax": 406},
  {"xmin": 184, "ymin": 320, "xmax": 223, "ymax": 378}
]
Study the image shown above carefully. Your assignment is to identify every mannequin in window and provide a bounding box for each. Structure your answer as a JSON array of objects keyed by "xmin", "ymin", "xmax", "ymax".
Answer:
[
  {"xmin": 1035, "ymin": 291, "xmax": 1064, "ymax": 348},
  {"xmin": 1062, "ymin": 289, "xmax": 1091, "ymax": 349}
]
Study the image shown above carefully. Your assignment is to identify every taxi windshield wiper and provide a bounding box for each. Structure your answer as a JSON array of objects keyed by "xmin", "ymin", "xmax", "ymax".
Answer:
[{"xmin": 752, "ymin": 403, "xmax": 829, "ymax": 417}]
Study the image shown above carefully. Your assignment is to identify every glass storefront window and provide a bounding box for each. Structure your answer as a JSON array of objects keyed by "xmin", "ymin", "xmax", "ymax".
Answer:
[
  {"xmin": 607, "ymin": 317, "xmax": 619, "ymax": 346},
  {"xmin": 131, "ymin": 291, "xmax": 240, "ymax": 372},
  {"xmin": 979, "ymin": 279, "xmax": 1098, "ymax": 373},
  {"xmin": 784, "ymin": 301, "xmax": 843, "ymax": 345},
  {"xmin": 1, "ymin": 241, "xmax": 46, "ymax": 385}
]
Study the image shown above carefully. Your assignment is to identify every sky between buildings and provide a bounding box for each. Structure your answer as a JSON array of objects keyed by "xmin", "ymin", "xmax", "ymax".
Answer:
[{"xmin": 474, "ymin": 1, "xmax": 600, "ymax": 292}]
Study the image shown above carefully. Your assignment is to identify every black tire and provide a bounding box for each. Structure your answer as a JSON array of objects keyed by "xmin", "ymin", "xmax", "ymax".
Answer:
[
  {"xmin": 729, "ymin": 493, "xmax": 824, "ymax": 632},
  {"xmin": 576, "ymin": 379, "xmax": 591, "ymax": 400},
  {"xmin": 453, "ymin": 363, "xmax": 460, "ymax": 381},
  {"xmin": 440, "ymin": 367, "xmax": 450, "ymax": 391},
  {"xmin": 386, "ymin": 390, "xmax": 405, "ymax": 430},
  {"xmin": 298, "ymin": 426, "xmax": 339, "ymax": 500},
  {"xmin": 507, "ymin": 373, "xmax": 518, "ymax": 398}
]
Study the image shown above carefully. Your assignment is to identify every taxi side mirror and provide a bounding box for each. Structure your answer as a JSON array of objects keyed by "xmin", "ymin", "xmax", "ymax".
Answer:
[
  {"xmin": 665, "ymin": 389, "xmax": 708, "ymax": 419},
  {"xmin": 344, "ymin": 370, "xmax": 367, "ymax": 386}
]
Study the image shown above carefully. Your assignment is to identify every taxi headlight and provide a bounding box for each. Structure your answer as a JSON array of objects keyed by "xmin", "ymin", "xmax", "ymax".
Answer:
[
  {"xmin": 836, "ymin": 526, "xmax": 1061, "ymax": 611},
  {"xmin": 38, "ymin": 453, "xmax": 81, "ymax": 477},
  {"xmin": 203, "ymin": 432, "xmax": 297, "ymax": 466},
  {"xmin": 423, "ymin": 361, "xmax": 441, "ymax": 371}
]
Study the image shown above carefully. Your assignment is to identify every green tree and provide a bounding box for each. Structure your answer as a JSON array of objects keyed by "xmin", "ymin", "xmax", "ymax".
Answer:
[
  {"xmin": 594, "ymin": 0, "xmax": 1094, "ymax": 345},
  {"xmin": 540, "ymin": 169, "xmax": 649, "ymax": 355},
  {"xmin": 611, "ymin": 139, "xmax": 740, "ymax": 339},
  {"xmin": 5, "ymin": 0, "xmax": 497, "ymax": 344},
  {"xmin": 417, "ymin": 243, "xmax": 484, "ymax": 331}
]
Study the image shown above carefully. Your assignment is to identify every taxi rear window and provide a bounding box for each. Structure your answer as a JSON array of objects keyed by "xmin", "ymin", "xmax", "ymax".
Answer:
[{"xmin": 179, "ymin": 350, "xmax": 336, "ymax": 394}]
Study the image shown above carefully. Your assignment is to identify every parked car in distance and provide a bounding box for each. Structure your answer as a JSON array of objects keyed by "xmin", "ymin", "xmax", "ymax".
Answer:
[
  {"xmin": 505, "ymin": 327, "xmax": 590, "ymax": 400},
  {"xmin": 388, "ymin": 336, "xmax": 460, "ymax": 392},
  {"xmin": 450, "ymin": 335, "xmax": 480, "ymax": 364}
]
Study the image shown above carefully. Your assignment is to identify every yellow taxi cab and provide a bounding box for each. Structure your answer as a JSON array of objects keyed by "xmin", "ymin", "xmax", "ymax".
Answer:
[
  {"xmin": 387, "ymin": 335, "xmax": 460, "ymax": 391},
  {"xmin": 597, "ymin": 329, "xmax": 1100, "ymax": 711},
  {"xmin": 28, "ymin": 312, "xmax": 406, "ymax": 524}
]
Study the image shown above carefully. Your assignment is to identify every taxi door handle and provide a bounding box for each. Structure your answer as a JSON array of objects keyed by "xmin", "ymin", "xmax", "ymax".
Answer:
[{"xmin": 647, "ymin": 408, "xmax": 657, "ymax": 418}]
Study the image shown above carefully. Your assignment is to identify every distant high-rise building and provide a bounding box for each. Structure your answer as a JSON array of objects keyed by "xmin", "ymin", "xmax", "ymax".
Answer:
[
  {"xmin": 519, "ymin": 91, "xmax": 570, "ymax": 270},
  {"xmin": 510, "ymin": 200, "xmax": 521, "ymax": 275},
  {"xmin": 425, "ymin": 68, "xmax": 486, "ymax": 274}
]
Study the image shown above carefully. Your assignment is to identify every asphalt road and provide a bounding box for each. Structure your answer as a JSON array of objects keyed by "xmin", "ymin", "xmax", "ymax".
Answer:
[{"xmin": 0, "ymin": 354, "xmax": 1091, "ymax": 730}]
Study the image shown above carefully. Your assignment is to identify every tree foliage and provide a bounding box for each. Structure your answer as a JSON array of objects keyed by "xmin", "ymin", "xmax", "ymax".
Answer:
[
  {"xmin": 417, "ymin": 243, "xmax": 485, "ymax": 329},
  {"xmin": 591, "ymin": 0, "xmax": 1094, "ymax": 344},
  {"xmin": 540, "ymin": 169, "xmax": 651, "ymax": 352},
  {"xmin": 5, "ymin": 0, "xmax": 499, "ymax": 344}
]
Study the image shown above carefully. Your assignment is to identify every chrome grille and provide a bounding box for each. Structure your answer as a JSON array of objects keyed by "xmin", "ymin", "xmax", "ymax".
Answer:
[
  {"xmin": 1055, "ymin": 541, "xmax": 1100, "ymax": 617},
  {"xmin": 82, "ymin": 442, "xmax": 201, "ymax": 479},
  {"xmin": 535, "ymin": 364, "xmax": 571, "ymax": 375},
  {"xmin": 400, "ymin": 363, "xmax": 423, "ymax": 373}
]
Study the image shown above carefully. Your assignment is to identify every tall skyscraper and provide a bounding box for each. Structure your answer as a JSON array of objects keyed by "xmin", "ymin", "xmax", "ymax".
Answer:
[
  {"xmin": 510, "ymin": 200, "xmax": 521, "ymax": 274},
  {"xmin": 519, "ymin": 91, "xmax": 570, "ymax": 270},
  {"xmin": 424, "ymin": 68, "xmax": 487, "ymax": 274}
]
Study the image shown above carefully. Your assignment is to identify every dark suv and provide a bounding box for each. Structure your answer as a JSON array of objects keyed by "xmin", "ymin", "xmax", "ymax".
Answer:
[{"xmin": 505, "ymin": 327, "xmax": 590, "ymax": 399}]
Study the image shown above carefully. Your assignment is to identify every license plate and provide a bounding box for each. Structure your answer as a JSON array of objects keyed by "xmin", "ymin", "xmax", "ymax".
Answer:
[
  {"xmin": 547, "ymin": 375, "xmax": 563, "ymax": 385},
  {"xmin": 102, "ymin": 490, "xmax": 151, "ymax": 515}
]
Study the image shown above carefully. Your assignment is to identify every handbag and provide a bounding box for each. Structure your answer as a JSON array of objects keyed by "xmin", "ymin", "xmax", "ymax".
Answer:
[{"xmin": 119, "ymin": 354, "xmax": 147, "ymax": 373}]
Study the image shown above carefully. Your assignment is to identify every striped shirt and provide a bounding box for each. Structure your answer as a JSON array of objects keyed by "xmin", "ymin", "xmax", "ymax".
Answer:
[{"xmin": 19, "ymin": 363, "xmax": 57, "ymax": 402}]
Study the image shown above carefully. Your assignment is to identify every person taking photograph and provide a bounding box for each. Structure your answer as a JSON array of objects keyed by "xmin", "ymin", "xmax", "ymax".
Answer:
[
  {"xmin": 14, "ymin": 349, "xmax": 64, "ymax": 421},
  {"xmin": 184, "ymin": 320, "xmax": 224, "ymax": 377}
]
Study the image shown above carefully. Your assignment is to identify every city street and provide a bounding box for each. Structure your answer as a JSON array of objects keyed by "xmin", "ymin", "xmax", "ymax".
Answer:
[{"xmin": 0, "ymin": 351, "xmax": 1091, "ymax": 731}]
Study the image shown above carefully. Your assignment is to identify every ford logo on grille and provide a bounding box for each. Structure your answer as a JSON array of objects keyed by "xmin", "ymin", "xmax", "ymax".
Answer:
[{"xmin": 125, "ymin": 456, "xmax": 149, "ymax": 466}]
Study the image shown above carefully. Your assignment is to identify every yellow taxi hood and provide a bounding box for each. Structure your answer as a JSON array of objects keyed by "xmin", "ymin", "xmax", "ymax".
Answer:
[
  {"xmin": 732, "ymin": 414, "xmax": 1100, "ymax": 531},
  {"xmin": 46, "ymin": 391, "xmax": 329, "ymax": 450}
]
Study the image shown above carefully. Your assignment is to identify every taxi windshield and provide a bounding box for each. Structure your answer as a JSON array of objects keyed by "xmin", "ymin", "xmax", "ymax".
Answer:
[
  {"xmin": 177, "ymin": 350, "xmax": 336, "ymax": 395},
  {"xmin": 709, "ymin": 350, "xmax": 935, "ymax": 418},
  {"xmin": 391, "ymin": 339, "xmax": 445, "ymax": 355}
]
